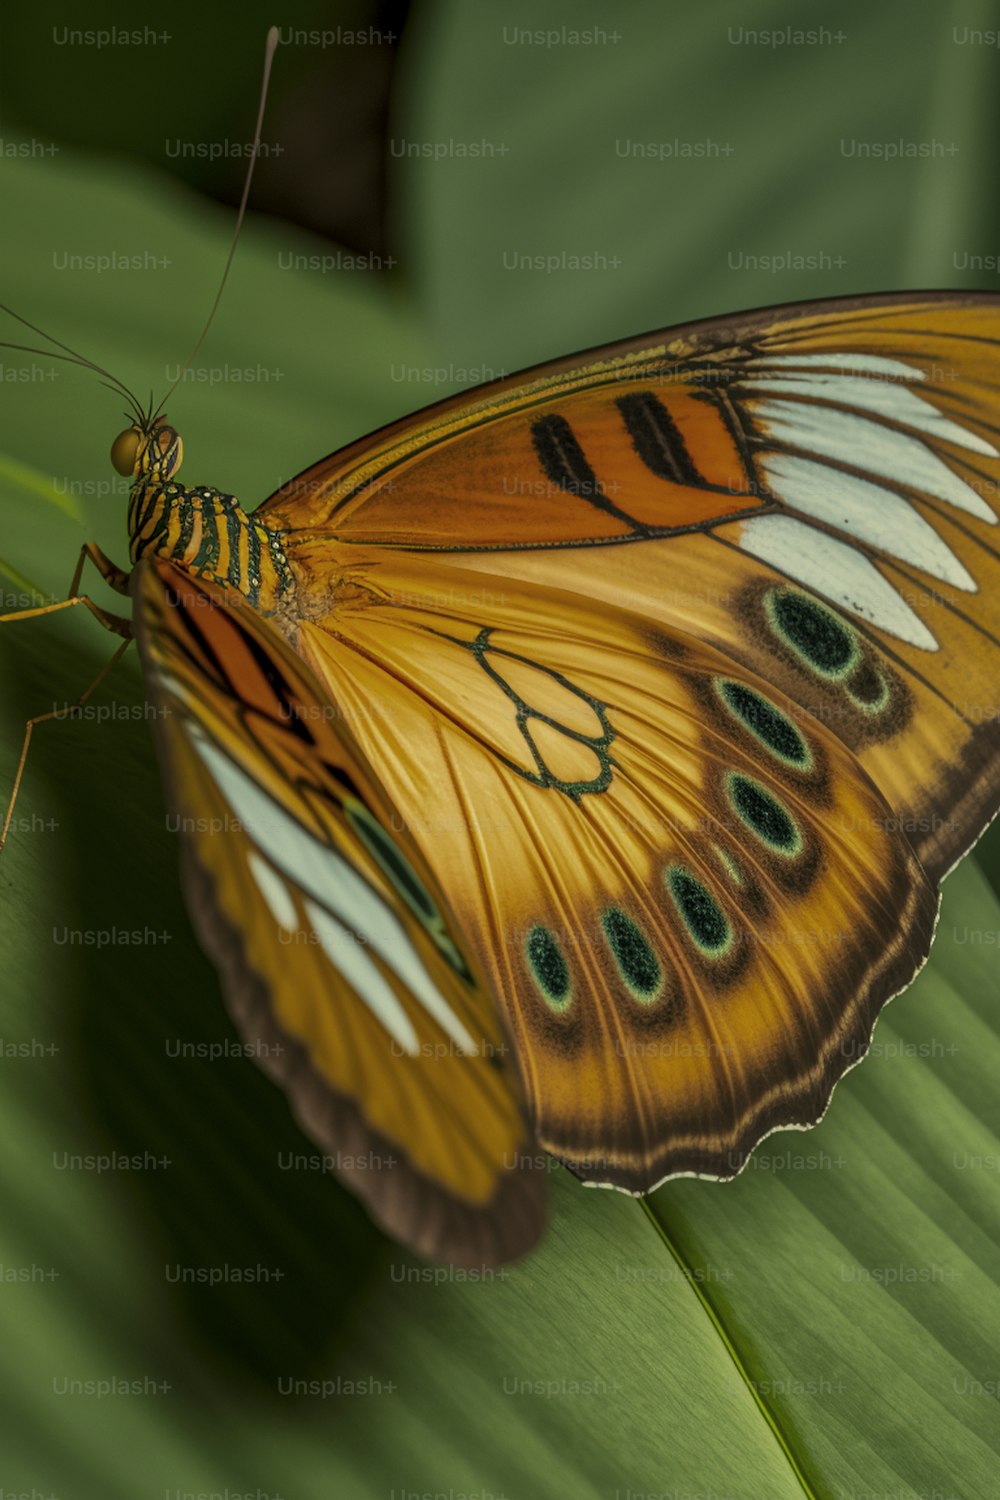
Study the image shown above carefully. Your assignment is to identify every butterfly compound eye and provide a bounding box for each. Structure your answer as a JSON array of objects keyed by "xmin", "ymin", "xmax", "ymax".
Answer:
[{"xmin": 110, "ymin": 426, "xmax": 142, "ymax": 476}]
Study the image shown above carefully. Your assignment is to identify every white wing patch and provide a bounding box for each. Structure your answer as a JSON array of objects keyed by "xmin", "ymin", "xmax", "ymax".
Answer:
[
  {"xmin": 247, "ymin": 850, "xmax": 300, "ymax": 933},
  {"xmin": 749, "ymin": 351, "xmax": 924, "ymax": 380},
  {"xmin": 738, "ymin": 515, "xmax": 940, "ymax": 651},
  {"xmin": 745, "ymin": 373, "xmax": 999, "ymax": 457},
  {"xmin": 750, "ymin": 398, "xmax": 996, "ymax": 524},
  {"xmin": 732, "ymin": 347, "xmax": 1000, "ymax": 650},
  {"xmin": 304, "ymin": 899, "xmax": 421, "ymax": 1055},
  {"xmin": 759, "ymin": 453, "xmax": 976, "ymax": 591},
  {"xmin": 184, "ymin": 724, "xmax": 479, "ymax": 1056}
]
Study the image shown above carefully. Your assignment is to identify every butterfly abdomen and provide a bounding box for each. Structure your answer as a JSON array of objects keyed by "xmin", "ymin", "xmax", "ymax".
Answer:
[{"xmin": 128, "ymin": 479, "xmax": 294, "ymax": 611}]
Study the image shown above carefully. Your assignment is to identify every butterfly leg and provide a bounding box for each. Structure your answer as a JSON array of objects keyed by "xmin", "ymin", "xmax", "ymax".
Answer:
[
  {"xmin": 0, "ymin": 542, "xmax": 132, "ymax": 638},
  {"xmin": 0, "ymin": 593, "xmax": 132, "ymax": 637},
  {"xmin": 67, "ymin": 541, "xmax": 132, "ymax": 599},
  {"xmin": 0, "ymin": 544, "xmax": 134, "ymax": 852},
  {"xmin": 0, "ymin": 540, "xmax": 132, "ymax": 633},
  {"xmin": 0, "ymin": 637, "xmax": 132, "ymax": 853}
]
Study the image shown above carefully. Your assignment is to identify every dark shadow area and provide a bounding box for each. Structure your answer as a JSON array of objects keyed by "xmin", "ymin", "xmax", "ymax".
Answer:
[{"xmin": 0, "ymin": 0, "xmax": 413, "ymax": 258}]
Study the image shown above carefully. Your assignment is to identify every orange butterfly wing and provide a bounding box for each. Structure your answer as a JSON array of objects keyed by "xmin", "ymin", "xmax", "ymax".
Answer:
[
  {"xmin": 259, "ymin": 292, "xmax": 1000, "ymax": 883},
  {"xmin": 131, "ymin": 557, "xmax": 545, "ymax": 1266},
  {"xmin": 283, "ymin": 549, "xmax": 939, "ymax": 1188},
  {"xmin": 245, "ymin": 292, "xmax": 1000, "ymax": 1189}
]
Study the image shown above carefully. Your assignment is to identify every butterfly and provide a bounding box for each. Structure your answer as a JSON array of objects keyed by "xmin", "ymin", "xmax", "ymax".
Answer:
[{"xmin": 5, "ymin": 290, "xmax": 1000, "ymax": 1268}]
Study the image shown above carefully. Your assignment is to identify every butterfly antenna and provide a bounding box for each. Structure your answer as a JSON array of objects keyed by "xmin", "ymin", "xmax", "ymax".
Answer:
[
  {"xmin": 0, "ymin": 308, "xmax": 147, "ymax": 424},
  {"xmin": 151, "ymin": 25, "xmax": 280, "ymax": 421}
]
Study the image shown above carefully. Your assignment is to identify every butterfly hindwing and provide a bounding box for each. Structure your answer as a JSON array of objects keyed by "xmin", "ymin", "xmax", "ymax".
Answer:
[
  {"xmin": 285, "ymin": 550, "xmax": 939, "ymax": 1188},
  {"xmin": 130, "ymin": 556, "xmax": 545, "ymax": 1267}
]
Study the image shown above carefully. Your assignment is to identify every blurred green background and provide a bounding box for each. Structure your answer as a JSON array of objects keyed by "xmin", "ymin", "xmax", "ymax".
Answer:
[{"xmin": 2, "ymin": 2, "xmax": 1000, "ymax": 1497}]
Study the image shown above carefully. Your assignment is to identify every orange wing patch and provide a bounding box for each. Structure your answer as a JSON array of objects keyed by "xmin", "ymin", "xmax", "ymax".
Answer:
[{"xmin": 263, "ymin": 373, "xmax": 768, "ymax": 548}]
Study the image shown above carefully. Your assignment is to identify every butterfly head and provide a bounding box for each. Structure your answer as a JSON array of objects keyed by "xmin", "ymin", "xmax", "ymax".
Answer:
[{"xmin": 111, "ymin": 413, "xmax": 184, "ymax": 485}]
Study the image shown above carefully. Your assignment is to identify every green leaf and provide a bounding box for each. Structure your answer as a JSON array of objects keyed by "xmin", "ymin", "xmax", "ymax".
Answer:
[{"xmin": 0, "ymin": 452, "xmax": 82, "ymax": 518}]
